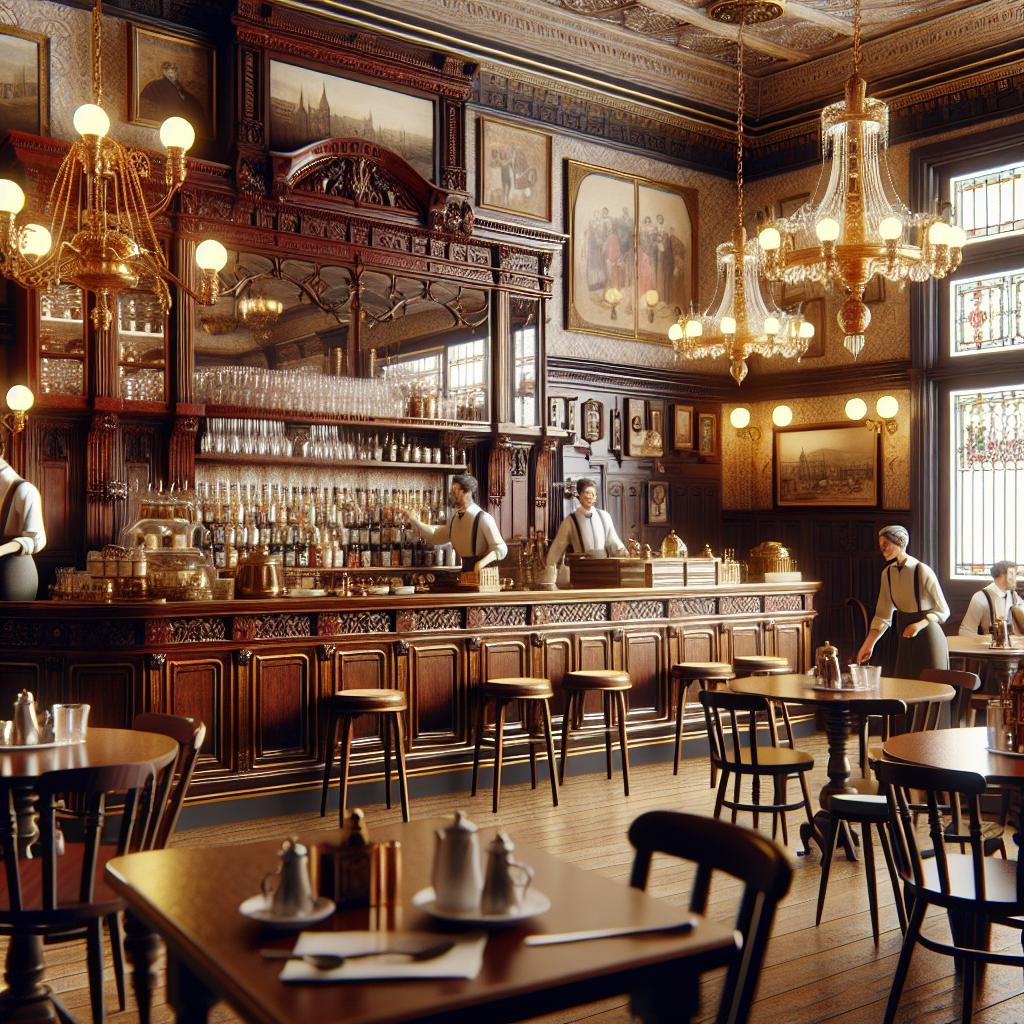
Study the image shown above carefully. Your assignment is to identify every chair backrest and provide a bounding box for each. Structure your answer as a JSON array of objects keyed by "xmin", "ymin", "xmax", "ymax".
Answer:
[
  {"xmin": 699, "ymin": 688, "xmax": 770, "ymax": 768},
  {"xmin": 629, "ymin": 810, "xmax": 793, "ymax": 1024},
  {"xmin": 876, "ymin": 759, "xmax": 989, "ymax": 897},
  {"xmin": 0, "ymin": 762, "xmax": 157, "ymax": 928},
  {"xmin": 131, "ymin": 712, "xmax": 206, "ymax": 850},
  {"xmin": 918, "ymin": 668, "xmax": 981, "ymax": 728}
]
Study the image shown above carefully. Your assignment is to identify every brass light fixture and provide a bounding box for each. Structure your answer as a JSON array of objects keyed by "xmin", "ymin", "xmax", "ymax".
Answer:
[
  {"xmin": 1, "ymin": 385, "xmax": 33, "ymax": 441},
  {"xmin": 757, "ymin": 0, "xmax": 964, "ymax": 359},
  {"xmin": 238, "ymin": 287, "xmax": 284, "ymax": 344},
  {"xmin": 845, "ymin": 394, "xmax": 900, "ymax": 435},
  {"xmin": 669, "ymin": 14, "xmax": 812, "ymax": 385},
  {"xmin": 0, "ymin": 0, "xmax": 226, "ymax": 331}
]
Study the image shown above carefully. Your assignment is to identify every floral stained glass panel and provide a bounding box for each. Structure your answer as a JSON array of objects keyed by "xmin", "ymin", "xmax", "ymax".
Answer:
[{"xmin": 950, "ymin": 268, "xmax": 1024, "ymax": 355}]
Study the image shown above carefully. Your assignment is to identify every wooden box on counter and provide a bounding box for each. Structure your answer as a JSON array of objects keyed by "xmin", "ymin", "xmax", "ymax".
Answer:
[{"xmin": 567, "ymin": 556, "xmax": 720, "ymax": 589}]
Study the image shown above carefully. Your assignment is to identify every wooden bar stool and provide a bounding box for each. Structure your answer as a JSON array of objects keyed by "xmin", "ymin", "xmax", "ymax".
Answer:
[
  {"xmin": 733, "ymin": 655, "xmax": 794, "ymax": 747},
  {"xmin": 320, "ymin": 688, "xmax": 410, "ymax": 824},
  {"xmin": 558, "ymin": 669, "xmax": 632, "ymax": 796},
  {"xmin": 669, "ymin": 662, "xmax": 735, "ymax": 782},
  {"xmin": 471, "ymin": 677, "xmax": 559, "ymax": 813}
]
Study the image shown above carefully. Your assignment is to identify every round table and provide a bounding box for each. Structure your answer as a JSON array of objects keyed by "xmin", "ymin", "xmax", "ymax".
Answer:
[
  {"xmin": 729, "ymin": 674, "xmax": 955, "ymax": 857},
  {"xmin": 0, "ymin": 727, "xmax": 178, "ymax": 1024},
  {"xmin": 946, "ymin": 635, "xmax": 1024, "ymax": 694}
]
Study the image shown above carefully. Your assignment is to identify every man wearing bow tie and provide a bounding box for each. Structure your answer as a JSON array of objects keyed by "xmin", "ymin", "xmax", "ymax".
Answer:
[
  {"xmin": 856, "ymin": 524, "xmax": 950, "ymax": 676},
  {"xmin": 958, "ymin": 560, "xmax": 1023, "ymax": 637},
  {"xmin": 546, "ymin": 478, "xmax": 627, "ymax": 571},
  {"xmin": 403, "ymin": 474, "xmax": 506, "ymax": 573}
]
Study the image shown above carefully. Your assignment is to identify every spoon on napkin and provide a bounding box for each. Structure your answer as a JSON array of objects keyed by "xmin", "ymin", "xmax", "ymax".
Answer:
[{"xmin": 261, "ymin": 940, "xmax": 454, "ymax": 971}]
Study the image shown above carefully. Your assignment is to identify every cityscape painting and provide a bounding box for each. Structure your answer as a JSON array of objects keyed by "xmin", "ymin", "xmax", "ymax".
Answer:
[
  {"xmin": 0, "ymin": 26, "xmax": 47, "ymax": 135},
  {"xmin": 774, "ymin": 423, "xmax": 879, "ymax": 508},
  {"xmin": 269, "ymin": 61, "xmax": 435, "ymax": 181}
]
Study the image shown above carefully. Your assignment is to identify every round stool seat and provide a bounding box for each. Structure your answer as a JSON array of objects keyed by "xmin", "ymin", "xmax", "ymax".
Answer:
[
  {"xmin": 482, "ymin": 677, "xmax": 554, "ymax": 699},
  {"xmin": 734, "ymin": 655, "xmax": 790, "ymax": 675},
  {"xmin": 671, "ymin": 662, "xmax": 735, "ymax": 682},
  {"xmin": 326, "ymin": 688, "xmax": 407, "ymax": 713},
  {"xmin": 564, "ymin": 669, "xmax": 631, "ymax": 691}
]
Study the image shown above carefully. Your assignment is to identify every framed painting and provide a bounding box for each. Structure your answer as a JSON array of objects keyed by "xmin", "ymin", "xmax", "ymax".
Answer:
[
  {"xmin": 582, "ymin": 398, "xmax": 604, "ymax": 443},
  {"xmin": 269, "ymin": 60, "xmax": 435, "ymax": 181},
  {"xmin": 477, "ymin": 117, "xmax": 551, "ymax": 222},
  {"xmin": 648, "ymin": 481, "xmax": 669, "ymax": 525},
  {"xmin": 128, "ymin": 24, "xmax": 215, "ymax": 138},
  {"xmin": 672, "ymin": 404, "xmax": 694, "ymax": 449},
  {"xmin": 640, "ymin": 399, "xmax": 665, "ymax": 457},
  {"xmin": 774, "ymin": 423, "xmax": 879, "ymax": 508},
  {"xmin": 626, "ymin": 397, "xmax": 646, "ymax": 456},
  {"xmin": 547, "ymin": 395, "xmax": 567, "ymax": 430},
  {"xmin": 567, "ymin": 161, "xmax": 698, "ymax": 343},
  {"xmin": 610, "ymin": 408, "xmax": 623, "ymax": 459},
  {"xmin": 0, "ymin": 26, "xmax": 48, "ymax": 135},
  {"xmin": 697, "ymin": 412, "xmax": 718, "ymax": 457}
]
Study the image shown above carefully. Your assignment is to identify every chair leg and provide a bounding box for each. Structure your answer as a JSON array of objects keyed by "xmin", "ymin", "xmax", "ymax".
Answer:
[
  {"xmin": 320, "ymin": 709, "xmax": 339, "ymax": 817},
  {"xmin": 815, "ymin": 814, "xmax": 842, "ymax": 926},
  {"xmin": 962, "ymin": 915, "xmax": 978, "ymax": 1024},
  {"xmin": 751, "ymin": 773, "xmax": 761, "ymax": 831},
  {"xmin": 86, "ymin": 917, "xmax": 105, "ymax": 1024},
  {"xmin": 883, "ymin": 897, "xmax": 926, "ymax": 1024},
  {"xmin": 492, "ymin": 700, "xmax": 507, "ymax": 814},
  {"xmin": 603, "ymin": 693, "xmax": 614, "ymax": 780},
  {"xmin": 107, "ymin": 910, "xmax": 126, "ymax": 1011},
  {"xmin": 471, "ymin": 690, "xmax": 487, "ymax": 797},
  {"xmin": 731, "ymin": 772, "xmax": 741, "ymax": 824},
  {"xmin": 336, "ymin": 714, "xmax": 354, "ymax": 828},
  {"xmin": 798, "ymin": 771, "xmax": 816, "ymax": 830},
  {"xmin": 615, "ymin": 690, "xmax": 630, "ymax": 797},
  {"xmin": 876, "ymin": 822, "xmax": 907, "ymax": 934},
  {"xmin": 702, "ymin": 683, "xmax": 719, "ymax": 788},
  {"xmin": 861, "ymin": 821, "xmax": 880, "ymax": 944},
  {"xmin": 392, "ymin": 712, "xmax": 410, "ymax": 823},
  {"xmin": 540, "ymin": 698, "xmax": 559, "ymax": 808},
  {"xmin": 712, "ymin": 771, "xmax": 728, "ymax": 820},
  {"xmin": 779, "ymin": 702, "xmax": 796, "ymax": 748},
  {"xmin": 672, "ymin": 679, "xmax": 685, "ymax": 775},
  {"xmin": 558, "ymin": 691, "xmax": 575, "ymax": 785},
  {"xmin": 382, "ymin": 711, "xmax": 392, "ymax": 810},
  {"xmin": 527, "ymin": 702, "xmax": 538, "ymax": 790}
]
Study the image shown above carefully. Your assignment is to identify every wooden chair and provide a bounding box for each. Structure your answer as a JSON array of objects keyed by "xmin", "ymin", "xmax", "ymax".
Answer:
[
  {"xmin": 919, "ymin": 667, "xmax": 982, "ymax": 729},
  {"xmin": 699, "ymin": 689, "xmax": 816, "ymax": 846},
  {"xmin": 628, "ymin": 810, "xmax": 793, "ymax": 1024},
  {"xmin": 877, "ymin": 759, "xmax": 1024, "ymax": 1024},
  {"xmin": 0, "ymin": 762, "xmax": 160, "ymax": 1024},
  {"xmin": 732, "ymin": 655, "xmax": 795, "ymax": 748}
]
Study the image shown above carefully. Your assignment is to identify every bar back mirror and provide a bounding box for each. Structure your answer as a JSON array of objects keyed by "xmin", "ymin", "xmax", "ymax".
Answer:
[{"xmin": 509, "ymin": 296, "xmax": 539, "ymax": 427}]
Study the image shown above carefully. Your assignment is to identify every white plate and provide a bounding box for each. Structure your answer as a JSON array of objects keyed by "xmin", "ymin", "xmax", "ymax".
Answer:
[
  {"xmin": 0, "ymin": 738, "xmax": 87, "ymax": 751},
  {"xmin": 238, "ymin": 894, "xmax": 335, "ymax": 928},
  {"xmin": 412, "ymin": 886, "xmax": 550, "ymax": 926},
  {"xmin": 987, "ymin": 746, "xmax": 1024, "ymax": 758},
  {"xmin": 286, "ymin": 588, "xmax": 328, "ymax": 598}
]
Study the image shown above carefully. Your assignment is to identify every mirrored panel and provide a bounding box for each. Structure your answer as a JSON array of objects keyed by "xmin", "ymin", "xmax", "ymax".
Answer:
[{"xmin": 509, "ymin": 296, "xmax": 539, "ymax": 427}]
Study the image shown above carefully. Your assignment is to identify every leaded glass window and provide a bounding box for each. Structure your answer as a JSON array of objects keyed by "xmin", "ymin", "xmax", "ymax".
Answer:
[
  {"xmin": 950, "ymin": 268, "xmax": 1024, "ymax": 355},
  {"xmin": 951, "ymin": 161, "xmax": 1024, "ymax": 242}
]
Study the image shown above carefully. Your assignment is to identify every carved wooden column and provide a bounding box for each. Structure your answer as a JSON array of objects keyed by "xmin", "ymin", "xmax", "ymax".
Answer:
[
  {"xmin": 533, "ymin": 438, "xmax": 558, "ymax": 538},
  {"xmin": 439, "ymin": 89, "xmax": 468, "ymax": 194},
  {"xmin": 169, "ymin": 416, "xmax": 199, "ymax": 491},
  {"xmin": 86, "ymin": 412, "xmax": 126, "ymax": 549}
]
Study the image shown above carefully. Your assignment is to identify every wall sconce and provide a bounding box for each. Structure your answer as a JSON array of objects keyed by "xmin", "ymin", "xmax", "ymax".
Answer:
[
  {"xmin": 1, "ymin": 385, "xmax": 33, "ymax": 453},
  {"xmin": 729, "ymin": 405, "xmax": 762, "ymax": 442},
  {"xmin": 771, "ymin": 404, "xmax": 793, "ymax": 428},
  {"xmin": 846, "ymin": 394, "xmax": 899, "ymax": 434},
  {"xmin": 644, "ymin": 289, "xmax": 659, "ymax": 323}
]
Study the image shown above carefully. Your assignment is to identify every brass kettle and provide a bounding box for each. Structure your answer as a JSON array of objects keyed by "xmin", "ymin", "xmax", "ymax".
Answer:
[{"xmin": 235, "ymin": 548, "xmax": 284, "ymax": 598}]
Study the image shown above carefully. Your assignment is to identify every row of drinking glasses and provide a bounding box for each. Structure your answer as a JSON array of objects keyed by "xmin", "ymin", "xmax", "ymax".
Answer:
[{"xmin": 201, "ymin": 419, "xmax": 293, "ymax": 457}]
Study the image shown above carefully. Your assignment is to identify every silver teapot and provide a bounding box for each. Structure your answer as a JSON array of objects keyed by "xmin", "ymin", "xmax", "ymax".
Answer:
[
  {"xmin": 261, "ymin": 836, "xmax": 316, "ymax": 918},
  {"xmin": 814, "ymin": 641, "xmax": 842, "ymax": 688},
  {"xmin": 992, "ymin": 616, "xmax": 1011, "ymax": 649},
  {"xmin": 481, "ymin": 831, "xmax": 533, "ymax": 915},
  {"xmin": 13, "ymin": 690, "xmax": 52, "ymax": 745},
  {"xmin": 432, "ymin": 810, "xmax": 483, "ymax": 914}
]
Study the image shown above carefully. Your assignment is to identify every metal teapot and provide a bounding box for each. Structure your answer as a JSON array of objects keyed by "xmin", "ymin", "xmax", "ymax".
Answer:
[
  {"xmin": 814, "ymin": 641, "xmax": 842, "ymax": 688},
  {"xmin": 432, "ymin": 810, "xmax": 482, "ymax": 915},
  {"xmin": 261, "ymin": 836, "xmax": 315, "ymax": 918},
  {"xmin": 235, "ymin": 547, "xmax": 284, "ymax": 597},
  {"xmin": 13, "ymin": 689, "xmax": 51, "ymax": 745},
  {"xmin": 992, "ymin": 616, "xmax": 1011, "ymax": 649},
  {"xmin": 481, "ymin": 831, "xmax": 533, "ymax": 915}
]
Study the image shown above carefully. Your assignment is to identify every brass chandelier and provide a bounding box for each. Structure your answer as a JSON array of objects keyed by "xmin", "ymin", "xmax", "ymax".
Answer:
[
  {"xmin": 669, "ymin": 21, "xmax": 812, "ymax": 385},
  {"xmin": 757, "ymin": 0, "xmax": 964, "ymax": 359},
  {"xmin": 0, "ymin": 0, "xmax": 226, "ymax": 331}
]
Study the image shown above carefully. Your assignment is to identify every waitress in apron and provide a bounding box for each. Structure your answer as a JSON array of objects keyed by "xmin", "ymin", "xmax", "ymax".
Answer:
[
  {"xmin": 856, "ymin": 525, "xmax": 949, "ymax": 677},
  {"xmin": 0, "ymin": 455, "xmax": 46, "ymax": 601}
]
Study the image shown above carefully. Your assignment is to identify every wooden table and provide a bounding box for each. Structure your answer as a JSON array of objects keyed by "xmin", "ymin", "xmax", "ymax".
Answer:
[
  {"xmin": 105, "ymin": 817, "xmax": 738, "ymax": 1024},
  {"xmin": 0, "ymin": 727, "xmax": 179, "ymax": 1024},
  {"xmin": 729, "ymin": 674, "xmax": 954, "ymax": 858},
  {"xmin": 946, "ymin": 635, "xmax": 1024, "ymax": 695}
]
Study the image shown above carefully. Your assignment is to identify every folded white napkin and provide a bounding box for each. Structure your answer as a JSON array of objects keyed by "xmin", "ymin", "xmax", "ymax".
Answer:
[{"xmin": 279, "ymin": 930, "xmax": 487, "ymax": 983}]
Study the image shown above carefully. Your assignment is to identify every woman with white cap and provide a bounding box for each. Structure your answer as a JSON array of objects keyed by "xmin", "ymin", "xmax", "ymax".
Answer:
[{"xmin": 855, "ymin": 525, "xmax": 949, "ymax": 677}]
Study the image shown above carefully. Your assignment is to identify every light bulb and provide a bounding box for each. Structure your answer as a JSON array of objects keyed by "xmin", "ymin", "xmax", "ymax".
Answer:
[
  {"xmin": 928, "ymin": 221, "xmax": 952, "ymax": 246},
  {"xmin": 799, "ymin": 321, "xmax": 815, "ymax": 338},
  {"xmin": 159, "ymin": 116, "xmax": 195, "ymax": 151},
  {"xmin": 772, "ymin": 404, "xmax": 793, "ymax": 428},
  {"xmin": 195, "ymin": 239, "xmax": 228, "ymax": 272},
  {"xmin": 729, "ymin": 407, "xmax": 751, "ymax": 430},
  {"xmin": 73, "ymin": 103, "xmax": 110, "ymax": 138},
  {"xmin": 815, "ymin": 218, "xmax": 840, "ymax": 242},
  {"xmin": 0, "ymin": 179, "xmax": 25, "ymax": 215},
  {"xmin": 878, "ymin": 216, "xmax": 903, "ymax": 241},
  {"xmin": 685, "ymin": 319, "xmax": 703, "ymax": 338},
  {"xmin": 18, "ymin": 224, "xmax": 51, "ymax": 258},
  {"xmin": 758, "ymin": 226, "xmax": 781, "ymax": 251},
  {"xmin": 948, "ymin": 225, "xmax": 967, "ymax": 248},
  {"xmin": 721, "ymin": 316, "xmax": 736, "ymax": 335},
  {"xmin": 763, "ymin": 316, "xmax": 780, "ymax": 337},
  {"xmin": 644, "ymin": 289, "xmax": 659, "ymax": 308},
  {"xmin": 876, "ymin": 395, "xmax": 899, "ymax": 420},
  {"xmin": 667, "ymin": 322, "xmax": 683, "ymax": 342},
  {"xmin": 6, "ymin": 384, "xmax": 34, "ymax": 413},
  {"xmin": 845, "ymin": 397, "xmax": 868, "ymax": 421}
]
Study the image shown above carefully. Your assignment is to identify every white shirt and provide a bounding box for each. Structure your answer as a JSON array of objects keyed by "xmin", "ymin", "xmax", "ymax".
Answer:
[
  {"xmin": 870, "ymin": 553, "xmax": 949, "ymax": 635},
  {"xmin": 410, "ymin": 502, "xmax": 507, "ymax": 562},
  {"xmin": 959, "ymin": 582, "xmax": 1024, "ymax": 636},
  {"xmin": 546, "ymin": 507, "xmax": 627, "ymax": 566},
  {"xmin": 0, "ymin": 459, "xmax": 46, "ymax": 556}
]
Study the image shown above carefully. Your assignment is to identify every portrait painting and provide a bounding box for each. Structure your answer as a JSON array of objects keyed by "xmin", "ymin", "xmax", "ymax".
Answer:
[
  {"xmin": 774, "ymin": 423, "xmax": 879, "ymax": 508},
  {"xmin": 673, "ymin": 404, "xmax": 694, "ymax": 450},
  {"xmin": 626, "ymin": 397, "xmax": 646, "ymax": 456},
  {"xmin": 0, "ymin": 26, "xmax": 47, "ymax": 136},
  {"xmin": 567, "ymin": 161, "xmax": 698, "ymax": 343},
  {"xmin": 478, "ymin": 117, "xmax": 551, "ymax": 222},
  {"xmin": 648, "ymin": 481, "xmax": 669, "ymax": 525},
  {"xmin": 697, "ymin": 412, "xmax": 718, "ymax": 457},
  {"xmin": 129, "ymin": 25, "xmax": 215, "ymax": 137},
  {"xmin": 269, "ymin": 61, "xmax": 435, "ymax": 181}
]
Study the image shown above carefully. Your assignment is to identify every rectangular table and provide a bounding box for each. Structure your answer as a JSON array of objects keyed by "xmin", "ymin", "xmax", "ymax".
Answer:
[{"xmin": 105, "ymin": 817, "xmax": 737, "ymax": 1024}]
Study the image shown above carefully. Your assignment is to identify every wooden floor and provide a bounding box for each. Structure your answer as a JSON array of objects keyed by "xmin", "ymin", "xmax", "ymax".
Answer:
[{"xmin": 7, "ymin": 731, "xmax": 1024, "ymax": 1023}]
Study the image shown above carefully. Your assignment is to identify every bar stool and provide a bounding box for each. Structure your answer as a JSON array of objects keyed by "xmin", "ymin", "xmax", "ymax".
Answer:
[
  {"xmin": 733, "ymin": 655, "xmax": 794, "ymax": 747},
  {"xmin": 669, "ymin": 662, "xmax": 735, "ymax": 783},
  {"xmin": 320, "ymin": 688, "xmax": 410, "ymax": 824},
  {"xmin": 558, "ymin": 670, "xmax": 632, "ymax": 795},
  {"xmin": 471, "ymin": 677, "xmax": 559, "ymax": 813}
]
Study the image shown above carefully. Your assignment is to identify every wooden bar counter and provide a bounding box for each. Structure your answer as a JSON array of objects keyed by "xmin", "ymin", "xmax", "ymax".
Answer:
[{"xmin": 0, "ymin": 582, "xmax": 817, "ymax": 803}]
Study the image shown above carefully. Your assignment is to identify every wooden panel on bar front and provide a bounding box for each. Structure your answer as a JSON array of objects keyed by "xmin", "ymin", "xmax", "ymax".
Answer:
[
  {"xmin": 164, "ymin": 654, "xmax": 233, "ymax": 776},
  {"xmin": 537, "ymin": 634, "xmax": 572, "ymax": 717},
  {"xmin": 621, "ymin": 628, "xmax": 666, "ymax": 719},
  {"xmin": 66, "ymin": 660, "xmax": 142, "ymax": 728},
  {"xmin": 408, "ymin": 641, "xmax": 466, "ymax": 747},
  {"xmin": 250, "ymin": 651, "xmax": 316, "ymax": 767},
  {"xmin": 334, "ymin": 645, "xmax": 394, "ymax": 741}
]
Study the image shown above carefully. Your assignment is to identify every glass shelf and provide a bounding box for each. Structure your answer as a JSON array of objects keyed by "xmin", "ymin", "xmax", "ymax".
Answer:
[
  {"xmin": 117, "ymin": 289, "xmax": 166, "ymax": 403},
  {"xmin": 38, "ymin": 284, "xmax": 87, "ymax": 398}
]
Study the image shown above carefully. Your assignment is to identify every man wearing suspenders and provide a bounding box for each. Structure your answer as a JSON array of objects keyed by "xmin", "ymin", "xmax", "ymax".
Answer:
[
  {"xmin": 546, "ymin": 477, "xmax": 628, "ymax": 571},
  {"xmin": 403, "ymin": 473, "xmax": 507, "ymax": 574},
  {"xmin": 958, "ymin": 560, "xmax": 1023, "ymax": 637},
  {"xmin": 0, "ymin": 453, "xmax": 46, "ymax": 601}
]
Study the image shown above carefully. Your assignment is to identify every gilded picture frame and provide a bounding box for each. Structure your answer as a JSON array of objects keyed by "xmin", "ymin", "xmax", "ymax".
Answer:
[
  {"xmin": 774, "ymin": 422, "xmax": 880, "ymax": 508},
  {"xmin": 0, "ymin": 26, "xmax": 49, "ymax": 136},
  {"xmin": 697, "ymin": 412, "xmax": 718, "ymax": 457},
  {"xmin": 477, "ymin": 117, "xmax": 551, "ymax": 222},
  {"xmin": 672, "ymin": 404, "xmax": 694, "ymax": 449},
  {"xmin": 648, "ymin": 481, "xmax": 669, "ymax": 525}
]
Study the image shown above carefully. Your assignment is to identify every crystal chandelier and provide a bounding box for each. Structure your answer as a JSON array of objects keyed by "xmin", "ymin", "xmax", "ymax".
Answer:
[
  {"xmin": 238, "ymin": 288, "xmax": 284, "ymax": 344},
  {"xmin": 0, "ymin": 0, "xmax": 226, "ymax": 331},
  {"xmin": 757, "ymin": 0, "xmax": 964, "ymax": 359},
  {"xmin": 669, "ymin": 25, "xmax": 812, "ymax": 385}
]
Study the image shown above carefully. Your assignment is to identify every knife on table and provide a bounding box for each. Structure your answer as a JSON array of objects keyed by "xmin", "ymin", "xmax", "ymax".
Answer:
[{"xmin": 523, "ymin": 918, "xmax": 696, "ymax": 946}]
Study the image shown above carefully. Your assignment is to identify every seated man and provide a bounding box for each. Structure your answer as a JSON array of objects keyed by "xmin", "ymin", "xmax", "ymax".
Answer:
[{"xmin": 959, "ymin": 560, "xmax": 1023, "ymax": 636}]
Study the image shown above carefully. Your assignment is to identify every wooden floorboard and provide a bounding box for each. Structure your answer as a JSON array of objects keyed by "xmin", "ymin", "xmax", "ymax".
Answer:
[{"xmin": 3, "ymin": 731, "xmax": 1023, "ymax": 1023}]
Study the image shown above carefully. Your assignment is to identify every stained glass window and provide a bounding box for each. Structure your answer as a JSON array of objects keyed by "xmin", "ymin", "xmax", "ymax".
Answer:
[
  {"xmin": 951, "ymin": 161, "xmax": 1024, "ymax": 242},
  {"xmin": 950, "ymin": 268, "xmax": 1024, "ymax": 355}
]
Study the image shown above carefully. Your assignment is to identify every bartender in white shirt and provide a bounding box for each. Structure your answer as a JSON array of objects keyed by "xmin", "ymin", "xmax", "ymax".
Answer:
[
  {"xmin": 546, "ymin": 477, "xmax": 627, "ymax": 568},
  {"xmin": 958, "ymin": 560, "xmax": 1023, "ymax": 636},
  {"xmin": 0, "ymin": 454, "xmax": 46, "ymax": 601},
  {"xmin": 856, "ymin": 524, "xmax": 950, "ymax": 676},
  {"xmin": 403, "ymin": 473, "xmax": 506, "ymax": 573}
]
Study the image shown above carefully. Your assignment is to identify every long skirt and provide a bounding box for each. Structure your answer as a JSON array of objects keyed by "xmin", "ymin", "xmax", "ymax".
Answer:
[
  {"xmin": 893, "ymin": 610, "xmax": 949, "ymax": 678},
  {"xmin": 0, "ymin": 554, "xmax": 38, "ymax": 602}
]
